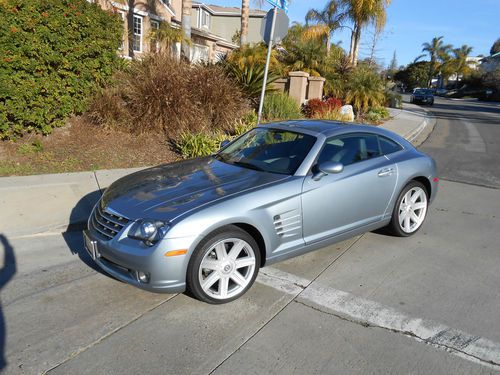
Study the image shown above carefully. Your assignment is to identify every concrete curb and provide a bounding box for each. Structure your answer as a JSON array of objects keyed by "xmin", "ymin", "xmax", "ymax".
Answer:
[
  {"xmin": 0, "ymin": 168, "xmax": 145, "ymax": 238},
  {"xmin": 1, "ymin": 104, "xmax": 435, "ymax": 237},
  {"xmin": 403, "ymin": 108, "xmax": 436, "ymax": 148}
]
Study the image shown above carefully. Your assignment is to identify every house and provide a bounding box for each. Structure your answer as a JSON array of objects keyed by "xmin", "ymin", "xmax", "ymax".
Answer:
[
  {"xmin": 93, "ymin": 0, "xmax": 176, "ymax": 58},
  {"xmin": 480, "ymin": 52, "xmax": 500, "ymax": 73},
  {"xmin": 466, "ymin": 56, "xmax": 482, "ymax": 70},
  {"xmin": 175, "ymin": 2, "xmax": 267, "ymax": 62},
  {"xmin": 93, "ymin": 0, "xmax": 266, "ymax": 62}
]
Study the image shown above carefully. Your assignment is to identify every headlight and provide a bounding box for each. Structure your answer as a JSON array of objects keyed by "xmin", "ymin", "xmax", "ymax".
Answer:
[{"xmin": 128, "ymin": 219, "xmax": 169, "ymax": 246}]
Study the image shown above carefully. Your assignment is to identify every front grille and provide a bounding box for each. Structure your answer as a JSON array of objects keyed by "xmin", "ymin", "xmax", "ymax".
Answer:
[{"xmin": 90, "ymin": 205, "xmax": 130, "ymax": 241}]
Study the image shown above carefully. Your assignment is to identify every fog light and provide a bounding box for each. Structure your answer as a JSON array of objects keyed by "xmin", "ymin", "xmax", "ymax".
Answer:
[{"xmin": 137, "ymin": 271, "xmax": 150, "ymax": 284}]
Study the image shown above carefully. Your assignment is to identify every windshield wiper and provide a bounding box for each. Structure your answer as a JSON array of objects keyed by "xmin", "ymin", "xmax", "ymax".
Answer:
[
  {"xmin": 232, "ymin": 161, "xmax": 264, "ymax": 171},
  {"xmin": 214, "ymin": 153, "xmax": 228, "ymax": 162}
]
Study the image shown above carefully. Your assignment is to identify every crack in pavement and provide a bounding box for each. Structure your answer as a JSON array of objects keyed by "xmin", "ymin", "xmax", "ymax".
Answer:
[
  {"xmin": 208, "ymin": 237, "xmax": 364, "ymax": 374},
  {"xmin": 44, "ymin": 294, "xmax": 178, "ymax": 374},
  {"xmin": 295, "ymin": 299, "xmax": 500, "ymax": 370},
  {"xmin": 258, "ymin": 268, "xmax": 500, "ymax": 372}
]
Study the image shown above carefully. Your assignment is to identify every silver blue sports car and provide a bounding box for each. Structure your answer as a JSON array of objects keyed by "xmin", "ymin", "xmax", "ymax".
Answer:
[{"xmin": 84, "ymin": 121, "xmax": 438, "ymax": 303}]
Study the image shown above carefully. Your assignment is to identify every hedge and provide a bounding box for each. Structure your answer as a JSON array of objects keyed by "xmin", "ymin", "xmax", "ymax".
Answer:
[{"xmin": 0, "ymin": 0, "xmax": 123, "ymax": 138}]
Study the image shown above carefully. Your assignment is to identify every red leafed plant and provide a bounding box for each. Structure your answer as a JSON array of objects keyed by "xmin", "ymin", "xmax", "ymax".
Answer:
[{"xmin": 303, "ymin": 97, "xmax": 342, "ymax": 118}]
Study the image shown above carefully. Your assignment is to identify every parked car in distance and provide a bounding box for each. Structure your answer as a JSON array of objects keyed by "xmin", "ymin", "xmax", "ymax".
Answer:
[
  {"xmin": 84, "ymin": 121, "xmax": 439, "ymax": 304},
  {"xmin": 411, "ymin": 88, "xmax": 434, "ymax": 105},
  {"xmin": 435, "ymin": 88, "xmax": 448, "ymax": 96}
]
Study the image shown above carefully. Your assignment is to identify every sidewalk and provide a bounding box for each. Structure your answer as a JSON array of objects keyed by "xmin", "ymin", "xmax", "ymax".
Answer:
[
  {"xmin": 0, "ymin": 102, "xmax": 435, "ymax": 237},
  {"xmin": 385, "ymin": 102, "xmax": 436, "ymax": 146}
]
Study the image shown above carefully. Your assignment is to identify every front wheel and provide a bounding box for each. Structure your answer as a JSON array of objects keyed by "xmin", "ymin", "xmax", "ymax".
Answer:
[
  {"xmin": 186, "ymin": 226, "xmax": 260, "ymax": 304},
  {"xmin": 387, "ymin": 181, "xmax": 428, "ymax": 237}
]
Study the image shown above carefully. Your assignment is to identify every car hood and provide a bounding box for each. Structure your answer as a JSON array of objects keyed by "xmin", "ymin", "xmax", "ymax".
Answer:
[{"xmin": 101, "ymin": 157, "xmax": 289, "ymax": 222}]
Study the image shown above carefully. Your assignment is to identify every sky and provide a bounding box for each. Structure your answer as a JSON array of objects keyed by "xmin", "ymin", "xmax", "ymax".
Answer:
[{"xmin": 209, "ymin": 0, "xmax": 499, "ymax": 68}]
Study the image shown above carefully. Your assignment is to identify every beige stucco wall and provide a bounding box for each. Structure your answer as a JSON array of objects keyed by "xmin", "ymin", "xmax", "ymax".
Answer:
[
  {"xmin": 209, "ymin": 15, "xmax": 264, "ymax": 44},
  {"xmin": 170, "ymin": 0, "xmax": 182, "ymax": 19},
  {"xmin": 188, "ymin": 8, "xmax": 264, "ymax": 45}
]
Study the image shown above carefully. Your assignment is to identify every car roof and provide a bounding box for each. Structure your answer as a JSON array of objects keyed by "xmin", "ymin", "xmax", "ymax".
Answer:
[{"xmin": 258, "ymin": 119, "xmax": 406, "ymax": 141}]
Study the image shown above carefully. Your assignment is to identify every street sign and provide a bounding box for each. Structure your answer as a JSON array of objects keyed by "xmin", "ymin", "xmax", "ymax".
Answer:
[
  {"xmin": 265, "ymin": 0, "xmax": 288, "ymax": 11},
  {"xmin": 260, "ymin": 8, "xmax": 289, "ymax": 45}
]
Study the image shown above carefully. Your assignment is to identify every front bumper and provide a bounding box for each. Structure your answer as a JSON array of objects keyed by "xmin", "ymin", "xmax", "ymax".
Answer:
[
  {"xmin": 413, "ymin": 97, "xmax": 433, "ymax": 103},
  {"xmin": 83, "ymin": 229, "xmax": 196, "ymax": 294}
]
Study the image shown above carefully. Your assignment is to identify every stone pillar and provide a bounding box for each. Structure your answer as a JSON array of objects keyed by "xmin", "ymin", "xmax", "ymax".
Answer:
[
  {"xmin": 307, "ymin": 76, "xmax": 326, "ymax": 101},
  {"xmin": 272, "ymin": 78, "xmax": 288, "ymax": 93},
  {"xmin": 288, "ymin": 71, "xmax": 309, "ymax": 105}
]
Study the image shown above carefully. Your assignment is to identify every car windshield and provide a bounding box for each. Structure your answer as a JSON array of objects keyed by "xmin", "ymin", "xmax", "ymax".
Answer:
[
  {"xmin": 215, "ymin": 127, "xmax": 316, "ymax": 175},
  {"xmin": 414, "ymin": 89, "xmax": 432, "ymax": 95}
]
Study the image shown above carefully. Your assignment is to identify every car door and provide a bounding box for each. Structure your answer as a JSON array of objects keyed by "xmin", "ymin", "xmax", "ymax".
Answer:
[{"xmin": 301, "ymin": 133, "xmax": 398, "ymax": 244}]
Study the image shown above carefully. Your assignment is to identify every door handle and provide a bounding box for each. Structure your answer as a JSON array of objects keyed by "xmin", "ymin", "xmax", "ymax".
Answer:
[{"xmin": 378, "ymin": 168, "xmax": 395, "ymax": 177}]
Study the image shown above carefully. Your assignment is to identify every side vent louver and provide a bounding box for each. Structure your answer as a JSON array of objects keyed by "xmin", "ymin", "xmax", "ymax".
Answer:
[{"xmin": 273, "ymin": 211, "xmax": 301, "ymax": 238}]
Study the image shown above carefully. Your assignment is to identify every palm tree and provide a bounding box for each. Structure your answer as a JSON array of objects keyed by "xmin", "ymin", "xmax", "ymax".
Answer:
[
  {"xmin": 421, "ymin": 36, "xmax": 452, "ymax": 87},
  {"xmin": 304, "ymin": 0, "xmax": 345, "ymax": 56},
  {"xmin": 181, "ymin": 0, "xmax": 192, "ymax": 60},
  {"xmin": 451, "ymin": 44, "xmax": 473, "ymax": 88},
  {"xmin": 343, "ymin": 0, "xmax": 391, "ymax": 66},
  {"xmin": 344, "ymin": 66, "xmax": 385, "ymax": 114},
  {"xmin": 240, "ymin": 0, "xmax": 250, "ymax": 46},
  {"xmin": 279, "ymin": 22, "xmax": 330, "ymax": 75}
]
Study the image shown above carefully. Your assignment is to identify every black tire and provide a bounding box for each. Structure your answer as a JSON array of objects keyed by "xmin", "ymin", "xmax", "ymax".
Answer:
[
  {"xmin": 186, "ymin": 225, "xmax": 261, "ymax": 304},
  {"xmin": 387, "ymin": 180, "xmax": 429, "ymax": 237}
]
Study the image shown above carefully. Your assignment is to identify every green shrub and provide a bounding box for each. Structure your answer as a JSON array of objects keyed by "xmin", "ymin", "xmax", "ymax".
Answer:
[
  {"xmin": 231, "ymin": 110, "xmax": 258, "ymax": 136},
  {"xmin": 385, "ymin": 91, "xmax": 402, "ymax": 109},
  {"xmin": 176, "ymin": 111, "xmax": 258, "ymax": 158},
  {"xmin": 223, "ymin": 61, "xmax": 279, "ymax": 106},
  {"xmin": 364, "ymin": 106, "xmax": 391, "ymax": 124},
  {"xmin": 263, "ymin": 93, "xmax": 302, "ymax": 121},
  {"xmin": 0, "ymin": 0, "xmax": 123, "ymax": 139},
  {"xmin": 89, "ymin": 53, "xmax": 249, "ymax": 137},
  {"xmin": 344, "ymin": 67, "xmax": 385, "ymax": 115},
  {"xmin": 175, "ymin": 132, "xmax": 227, "ymax": 159}
]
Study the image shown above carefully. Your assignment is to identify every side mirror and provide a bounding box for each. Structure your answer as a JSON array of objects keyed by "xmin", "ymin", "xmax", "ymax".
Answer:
[
  {"xmin": 313, "ymin": 161, "xmax": 344, "ymax": 181},
  {"xmin": 220, "ymin": 140, "xmax": 230, "ymax": 149}
]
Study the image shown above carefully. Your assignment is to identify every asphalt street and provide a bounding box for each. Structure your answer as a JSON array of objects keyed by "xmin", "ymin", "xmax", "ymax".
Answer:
[
  {"xmin": 418, "ymin": 96, "xmax": 500, "ymax": 188},
  {"xmin": 1, "ymin": 98, "xmax": 500, "ymax": 374}
]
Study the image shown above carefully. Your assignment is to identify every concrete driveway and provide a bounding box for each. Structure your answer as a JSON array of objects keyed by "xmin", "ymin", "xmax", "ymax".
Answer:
[{"xmin": 1, "ymin": 179, "xmax": 499, "ymax": 374}]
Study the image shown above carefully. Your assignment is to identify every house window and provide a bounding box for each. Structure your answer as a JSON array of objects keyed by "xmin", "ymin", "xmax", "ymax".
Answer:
[
  {"xmin": 118, "ymin": 11, "xmax": 126, "ymax": 50},
  {"xmin": 202, "ymin": 11, "xmax": 210, "ymax": 28},
  {"xmin": 198, "ymin": 10, "xmax": 210, "ymax": 29},
  {"xmin": 132, "ymin": 15, "xmax": 143, "ymax": 52},
  {"xmin": 150, "ymin": 20, "xmax": 160, "ymax": 53}
]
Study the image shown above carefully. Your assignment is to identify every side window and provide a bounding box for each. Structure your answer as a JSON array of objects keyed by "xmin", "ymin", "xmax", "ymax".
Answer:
[
  {"xmin": 318, "ymin": 134, "xmax": 381, "ymax": 166},
  {"xmin": 132, "ymin": 15, "xmax": 143, "ymax": 52},
  {"xmin": 379, "ymin": 136, "xmax": 402, "ymax": 155}
]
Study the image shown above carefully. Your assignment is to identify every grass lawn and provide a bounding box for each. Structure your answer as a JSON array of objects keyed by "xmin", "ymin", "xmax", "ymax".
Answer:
[{"xmin": 0, "ymin": 117, "xmax": 180, "ymax": 177}]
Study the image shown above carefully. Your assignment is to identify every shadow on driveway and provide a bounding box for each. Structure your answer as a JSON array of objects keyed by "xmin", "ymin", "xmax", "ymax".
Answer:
[
  {"xmin": 0, "ymin": 234, "xmax": 16, "ymax": 371},
  {"xmin": 62, "ymin": 190, "xmax": 106, "ymax": 275}
]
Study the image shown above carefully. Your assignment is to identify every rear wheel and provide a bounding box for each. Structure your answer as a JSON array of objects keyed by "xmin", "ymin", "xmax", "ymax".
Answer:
[
  {"xmin": 387, "ymin": 181, "xmax": 428, "ymax": 237},
  {"xmin": 186, "ymin": 226, "xmax": 260, "ymax": 304}
]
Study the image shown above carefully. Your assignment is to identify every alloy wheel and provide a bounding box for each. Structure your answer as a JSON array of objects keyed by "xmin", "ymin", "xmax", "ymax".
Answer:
[
  {"xmin": 398, "ymin": 186, "xmax": 428, "ymax": 233},
  {"xmin": 198, "ymin": 238, "xmax": 256, "ymax": 300}
]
